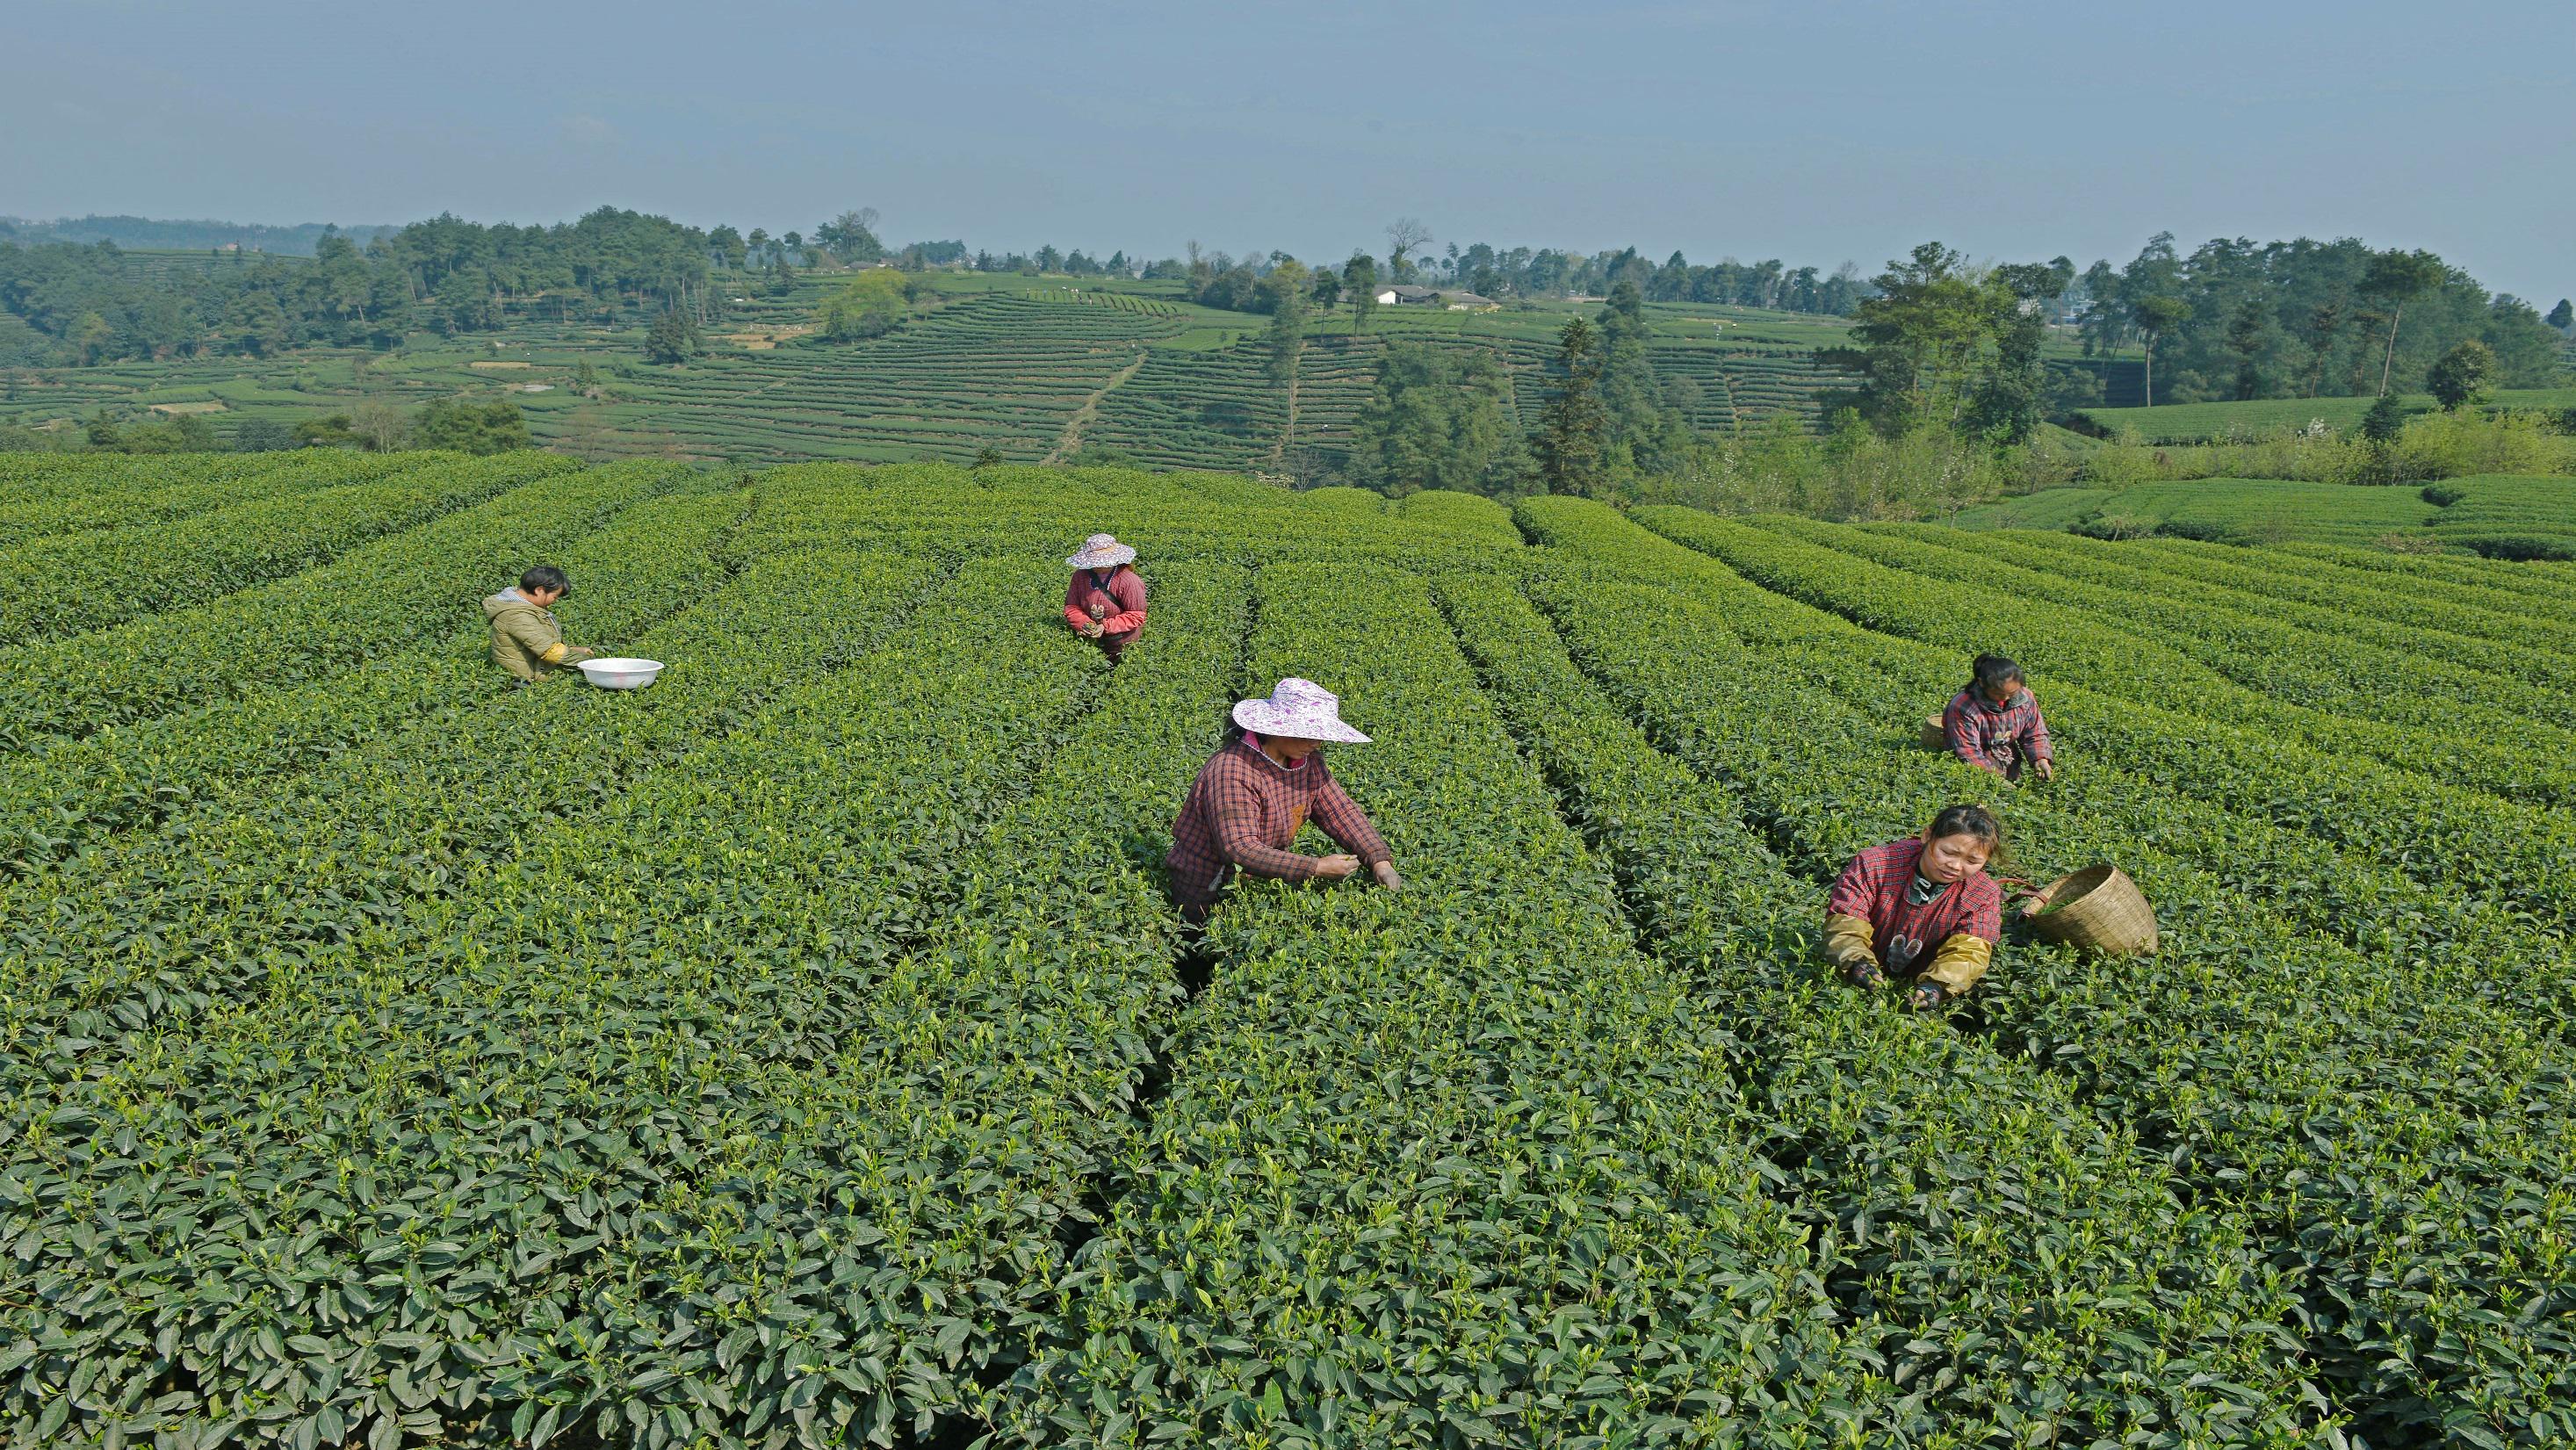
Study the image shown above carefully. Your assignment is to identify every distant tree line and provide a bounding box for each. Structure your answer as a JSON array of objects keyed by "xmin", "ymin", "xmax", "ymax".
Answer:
[
  {"xmin": 1333, "ymin": 234, "xmax": 2572, "ymax": 521},
  {"xmin": 0, "ymin": 215, "xmax": 399, "ymax": 256},
  {"xmin": 0, "ymin": 208, "xmax": 720, "ymax": 364},
  {"xmin": 997, "ymin": 232, "xmax": 1870, "ymax": 319},
  {"xmin": 2066, "ymin": 233, "xmax": 2563, "ymax": 406},
  {"xmin": 1, "ymin": 394, "xmax": 530, "ymax": 458}
]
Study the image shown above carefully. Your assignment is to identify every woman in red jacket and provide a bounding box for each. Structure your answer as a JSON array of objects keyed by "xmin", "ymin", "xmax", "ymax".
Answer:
[
  {"xmin": 1943, "ymin": 653, "xmax": 2053, "ymax": 783},
  {"xmin": 1064, "ymin": 533, "xmax": 1147, "ymax": 662},
  {"xmin": 1166, "ymin": 677, "xmax": 1404, "ymax": 925},
  {"xmin": 1822, "ymin": 804, "xmax": 2004, "ymax": 1010}
]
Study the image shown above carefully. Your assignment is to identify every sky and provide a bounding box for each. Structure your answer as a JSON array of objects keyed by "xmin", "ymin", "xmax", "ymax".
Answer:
[{"xmin": 5, "ymin": 0, "xmax": 2570, "ymax": 302}]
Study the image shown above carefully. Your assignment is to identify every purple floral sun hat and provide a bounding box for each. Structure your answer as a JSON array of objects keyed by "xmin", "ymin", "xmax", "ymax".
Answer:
[
  {"xmin": 1067, "ymin": 533, "xmax": 1137, "ymax": 569},
  {"xmin": 1232, "ymin": 677, "xmax": 1370, "ymax": 744}
]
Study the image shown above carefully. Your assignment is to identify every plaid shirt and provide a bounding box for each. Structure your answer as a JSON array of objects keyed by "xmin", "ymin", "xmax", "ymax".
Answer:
[
  {"xmin": 1943, "ymin": 688, "xmax": 2052, "ymax": 776},
  {"xmin": 1828, "ymin": 838, "xmax": 2002, "ymax": 975},
  {"xmin": 1166, "ymin": 735, "xmax": 1390, "ymax": 905},
  {"xmin": 1064, "ymin": 567, "xmax": 1148, "ymax": 642}
]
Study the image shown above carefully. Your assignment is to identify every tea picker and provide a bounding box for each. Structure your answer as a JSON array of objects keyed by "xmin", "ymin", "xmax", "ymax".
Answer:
[
  {"xmin": 1823, "ymin": 804, "xmax": 2005, "ymax": 1011},
  {"xmin": 1166, "ymin": 678, "xmax": 1404, "ymax": 926},
  {"xmin": 485, "ymin": 566, "xmax": 601, "ymax": 683},
  {"xmin": 1930, "ymin": 653, "xmax": 2055, "ymax": 784},
  {"xmin": 1064, "ymin": 533, "xmax": 1148, "ymax": 663}
]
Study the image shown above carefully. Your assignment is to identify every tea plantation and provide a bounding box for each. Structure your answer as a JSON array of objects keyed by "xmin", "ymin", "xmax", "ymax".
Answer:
[
  {"xmin": 1, "ymin": 452, "xmax": 2571, "ymax": 1450},
  {"xmin": 0, "ymin": 279, "xmax": 1844, "ymax": 475}
]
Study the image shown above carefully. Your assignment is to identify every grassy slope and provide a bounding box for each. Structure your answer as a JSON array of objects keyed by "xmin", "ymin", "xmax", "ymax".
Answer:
[
  {"xmin": 1951, "ymin": 472, "xmax": 2576, "ymax": 556},
  {"xmin": 2074, "ymin": 386, "xmax": 2576, "ymax": 443}
]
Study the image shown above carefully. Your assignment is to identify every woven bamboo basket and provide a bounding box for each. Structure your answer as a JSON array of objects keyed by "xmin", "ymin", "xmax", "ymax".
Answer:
[
  {"xmin": 1920, "ymin": 714, "xmax": 1946, "ymax": 751},
  {"xmin": 2028, "ymin": 863, "xmax": 2158, "ymax": 956}
]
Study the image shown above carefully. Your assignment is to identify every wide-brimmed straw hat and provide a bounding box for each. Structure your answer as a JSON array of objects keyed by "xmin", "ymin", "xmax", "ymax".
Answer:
[
  {"xmin": 1067, "ymin": 533, "xmax": 1137, "ymax": 569},
  {"xmin": 1232, "ymin": 677, "xmax": 1370, "ymax": 744}
]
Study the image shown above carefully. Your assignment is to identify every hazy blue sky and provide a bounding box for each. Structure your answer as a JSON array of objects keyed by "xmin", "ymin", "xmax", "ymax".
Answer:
[{"xmin": 6, "ymin": 0, "xmax": 2570, "ymax": 300}]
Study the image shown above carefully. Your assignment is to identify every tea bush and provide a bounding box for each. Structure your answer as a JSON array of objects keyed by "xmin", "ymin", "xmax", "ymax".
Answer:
[{"xmin": 1, "ymin": 458, "xmax": 2567, "ymax": 1447}]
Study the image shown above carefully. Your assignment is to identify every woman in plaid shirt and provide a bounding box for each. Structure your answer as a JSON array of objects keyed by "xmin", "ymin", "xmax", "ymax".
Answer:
[
  {"xmin": 1822, "ymin": 804, "xmax": 2004, "ymax": 1010},
  {"xmin": 1165, "ymin": 678, "xmax": 1404, "ymax": 924},
  {"xmin": 1943, "ymin": 653, "xmax": 2053, "ymax": 783}
]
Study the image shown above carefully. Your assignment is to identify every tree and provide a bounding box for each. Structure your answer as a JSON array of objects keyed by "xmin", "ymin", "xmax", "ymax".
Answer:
[
  {"xmin": 1821, "ymin": 242, "xmax": 2019, "ymax": 434},
  {"xmin": 818, "ymin": 271, "xmax": 910, "ymax": 340},
  {"xmin": 413, "ymin": 396, "xmax": 530, "ymax": 454},
  {"xmin": 2300, "ymin": 300, "xmax": 2345, "ymax": 398},
  {"xmin": 293, "ymin": 414, "xmax": 359, "ymax": 448},
  {"xmin": 1345, "ymin": 255, "xmax": 1378, "ymax": 335},
  {"xmin": 1262, "ymin": 263, "xmax": 1312, "ymax": 451},
  {"xmin": 2358, "ymin": 249, "xmax": 2447, "ymax": 395},
  {"xmin": 2223, "ymin": 296, "xmax": 2271, "ymax": 401},
  {"xmin": 1595, "ymin": 279, "xmax": 1687, "ymax": 469},
  {"xmin": 2426, "ymin": 339, "xmax": 2495, "ymax": 410},
  {"xmin": 2549, "ymin": 299, "xmax": 2574, "ymax": 331},
  {"xmin": 2129, "ymin": 294, "xmax": 2191, "ymax": 408},
  {"xmin": 223, "ymin": 292, "xmax": 292, "ymax": 357},
  {"xmin": 1966, "ymin": 263, "xmax": 2067, "ymax": 442},
  {"xmin": 708, "ymin": 225, "xmax": 747, "ymax": 272},
  {"xmin": 1385, "ymin": 219, "xmax": 1432, "ymax": 283},
  {"xmin": 1346, "ymin": 344, "xmax": 1532, "ymax": 497},
  {"xmin": 1538, "ymin": 317, "xmax": 1609, "ymax": 496},
  {"xmin": 971, "ymin": 444, "xmax": 1003, "ymax": 468},
  {"xmin": 2360, "ymin": 391, "xmax": 2407, "ymax": 442},
  {"xmin": 349, "ymin": 397, "xmax": 411, "ymax": 451},
  {"xmin": 70, "ymin": 312, "xmax": 116, "ymax": 366},
  {"xmin": 1310, "ymin": 266, "xmax": 1342, "ymax": 311},
  {"xmin": 644, "ymin": 308, "xmax": 704, "ymax": 364}
]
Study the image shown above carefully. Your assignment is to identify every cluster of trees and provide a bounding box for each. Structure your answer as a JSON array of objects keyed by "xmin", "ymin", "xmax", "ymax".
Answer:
[
  {"xmin": 0, "ymin": 208, "xmax": 719, "ymax": 364},
  {"xmin": 1335, "ymin": 231, "xmax": 2570, "ymax": 518},
  {"xmin": 0, "ymin": 205, "xmax": 922, "ymax": 368},
  {"xmin": 1819, "ymin": 244, "xmax": 2073, "ymax": 444},
  {"xmin": 1343, "ymin": 281, "xmax": 1695, "ymax": 499},
  {"xmin": 2, "ymin": 395, "xmax": 530, "ymax": 457},
  {"xmin": 2067, "ymin": 234, "xmax": 2563, "ymax": 406}
]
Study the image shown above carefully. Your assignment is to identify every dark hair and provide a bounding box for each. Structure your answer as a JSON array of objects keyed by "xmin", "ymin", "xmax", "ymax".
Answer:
[
  {"xmin": 1971, "ymin": 653, "xmax": 2024, "ymax": 696},
  {"xmin": 1926, "ymin": 803, "xmax": 2001, "ymax": 848},
  {"xmin": 520, "ymin": 565, "xmax": 569, "ymax": 597}
]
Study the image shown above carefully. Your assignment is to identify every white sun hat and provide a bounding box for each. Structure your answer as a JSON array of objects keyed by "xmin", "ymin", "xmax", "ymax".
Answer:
[
  {"xmin": 1066, "ymin": 532, "xmax": 1137, "ymax": 569},
  {"xmin": 1231, "ymin": 677, "xmax": 1371, "ymax": 744}
]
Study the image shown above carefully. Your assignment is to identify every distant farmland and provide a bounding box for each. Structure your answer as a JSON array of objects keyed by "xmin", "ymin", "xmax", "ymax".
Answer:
[{"xmin": 0, "ymin": 273, "xmax": 1854, "ymax": 473}]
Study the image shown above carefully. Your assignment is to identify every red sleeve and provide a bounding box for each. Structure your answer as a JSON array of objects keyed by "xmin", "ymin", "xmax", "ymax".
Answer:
[
  {"xmin": 1064, "ymin": 575, "xmax": 1091, "ymax": 630},
  {"xmin": 1827, "ymin": 851, "xmax": 1880, "ymax": 920},
  {"xmin": 1944, "ymin": 694, "xmax": 2002, "ymax": 775},
  {"xmin": 1206, "ymin": 755, "xmax": 1317, "ymax": 882},
  {"xmin": 2024, "ymin": 699, "xmax": 2053, "ymax": 763},
  {"xmin": 1100, "ymin": 572, "xmax": 1148, "ymax": 634},
  {"xmin": 1961, "ymin": 876, "xmax": 2003, "ymax": 943},
  {"xmin": 1310, "ymin": 765, "xmax": 1390, "ymax": 864}
]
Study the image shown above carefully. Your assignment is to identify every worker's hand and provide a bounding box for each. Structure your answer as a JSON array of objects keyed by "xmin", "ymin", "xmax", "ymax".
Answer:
[
  {"xmin": 1080, "ymin": 623, "xmax": 1105, "ymax": 638},
  {"xmin": 1315, "ymin": 854, "xmax": 1361, "ymax": 880},
  {"xmin": 1372, "ymin": 860, "xmax": 1404, "ymax": 892},
  {"xmin": 2017, "ymin": 891, "xmax": 2052, "ymax": 920},
  {"xmin": 2033, "ymin": 758, "xmax": 2055, "ymax": 782}
]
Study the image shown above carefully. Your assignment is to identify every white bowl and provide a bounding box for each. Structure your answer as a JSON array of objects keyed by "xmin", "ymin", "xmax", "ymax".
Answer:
[{"xmin": 577, "ymin": 656, "xmax": 664, "ymax": 690}]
